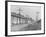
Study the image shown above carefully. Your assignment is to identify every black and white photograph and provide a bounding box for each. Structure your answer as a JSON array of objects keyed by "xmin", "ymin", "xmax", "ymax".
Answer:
[
  {"xmin": 11, "ymin": 5, "xmax": 41, "ymax": 31},
  {"xmin": 6, "ymin": 1, "xmax": 45, "ymax": 36}
]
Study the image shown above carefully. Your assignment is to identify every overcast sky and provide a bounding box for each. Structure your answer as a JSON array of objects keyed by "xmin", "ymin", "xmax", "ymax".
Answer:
[{"xmin": 11, "ymin": 5, "xmax": 41, "ymax": 20}]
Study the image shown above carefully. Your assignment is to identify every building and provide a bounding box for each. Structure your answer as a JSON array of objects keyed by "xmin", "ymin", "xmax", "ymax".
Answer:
[{"xmin": 11, "ymin": 12, "xmax": 33, "ymax": 25}]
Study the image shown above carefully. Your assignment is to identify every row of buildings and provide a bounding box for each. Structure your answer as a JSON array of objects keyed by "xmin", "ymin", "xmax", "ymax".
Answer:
[{"xmin": 11, "ymin": 12, "xmax": 34, "ymax": 25}]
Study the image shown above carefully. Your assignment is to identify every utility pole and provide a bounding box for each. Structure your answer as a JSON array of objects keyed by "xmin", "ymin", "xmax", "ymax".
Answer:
[
  {"xmin": 17, "ymin": 8, "xmax": 23, "ymax": 24},
  {"xmin": 36, "ymin": 12, "xmax": 39, "ymax": 21}
]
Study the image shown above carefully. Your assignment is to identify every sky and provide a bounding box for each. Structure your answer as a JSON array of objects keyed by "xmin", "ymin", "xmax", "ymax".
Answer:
[{"xmin": 11, "ymin": 5, "xmax": 41, "ymax": 20}]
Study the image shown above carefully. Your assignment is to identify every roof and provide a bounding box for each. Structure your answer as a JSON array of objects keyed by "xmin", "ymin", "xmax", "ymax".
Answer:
[
  {"xmin": 11, "ymin": 12, "xmax": 34, "ymax": 22},
  {"xmin": 11, "ymin": 12, "xmax": 28, "ymax": 19}
]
